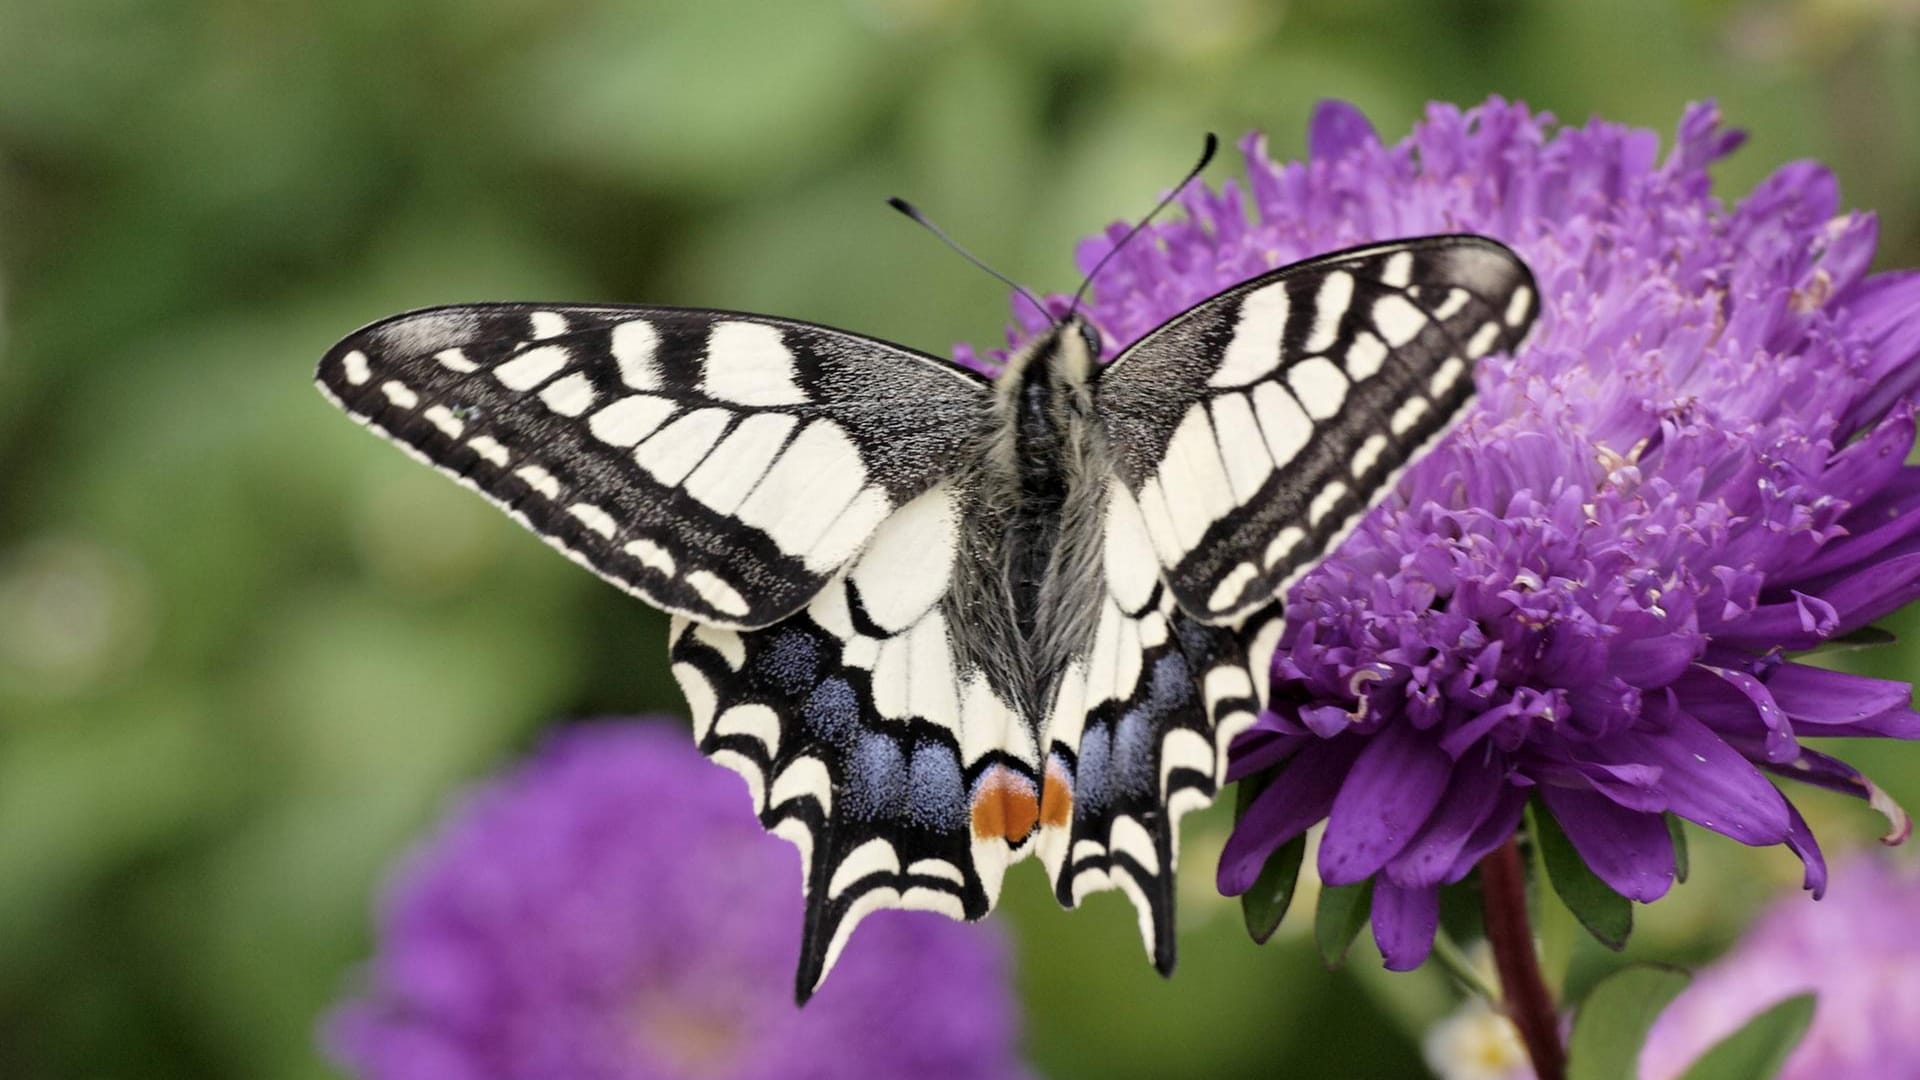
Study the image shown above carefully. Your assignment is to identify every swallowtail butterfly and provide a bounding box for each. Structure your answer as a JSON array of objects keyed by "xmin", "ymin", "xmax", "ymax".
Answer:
[{"xmin": 317, "ymin": 189, "xmax": 1538, "ymax": 1000}]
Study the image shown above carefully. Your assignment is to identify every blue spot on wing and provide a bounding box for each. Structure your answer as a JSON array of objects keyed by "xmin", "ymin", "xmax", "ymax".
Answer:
[
  {"xmin": 846, "ymin": 733, "xmax": 907, "ymax": 820},
  {"xmin": 803, "ymin": 677, "xmax": 860, "ymax": 748},
  {"xmin": 757, "ymin": 629, "xmax": 821, "ymax": 697},
  {"xmin": 1147, "ymin": 653, "xmax": 1192, "ymax": 712},
  {"xmin": 907, "ymin": 742, "xmax": 966, "ymax": 831},
  {"xmin": 1078, "ymin": 725, "xmax": 1112, "ymax": 814},
  {"xmin": 1112, "ymin": 709, "xmax": 1156, "ymax": 797}
]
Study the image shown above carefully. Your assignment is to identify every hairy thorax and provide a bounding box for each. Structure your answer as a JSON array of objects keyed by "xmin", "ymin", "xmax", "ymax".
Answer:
[{"xmin": 963, "ymin": 325, "xmax": 1111, "ymax": 717}]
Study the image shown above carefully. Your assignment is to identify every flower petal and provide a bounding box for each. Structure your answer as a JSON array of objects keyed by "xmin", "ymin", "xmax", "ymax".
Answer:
[
  {"xmin": 1714, "ymin": 591, "xmax": 1839, "ymax": 651},
  {"xmin": 1217, "ymin": 738, "xmax": 1360, "ymax": 895},
  {"xmin": 1765, "ymin": 747, "xmax": 1912, "ymax": 845},
  {"xmin": 1840, "ymin": 271, "xmax": 1920, "ymax": 430},
  {"xmin": 1538, "ymin": 785, "xmax": 1675, "ymax": 902},
  {"xmin": 1609, "ymin": 629, "xmax": 1703, "ymax": 690},
  {"xmin": 1783, "ymin": 800, "xmax": 1829, "ymax": 898},
  {"xmin": 1764, "ymin": 662, "xmax": 1920, "ymax": 739},
  {"xmin": 1371, "ymin": 880, "xmax": 1440, "ymax": 971},
  {"xmin": 1319, "ymin": 722, "xmax": 1456, "ymax": 886},
  {"xmin": 1672, "ymin": 665, "xmax": 1796, "ymax": 763},
  {"xmin": 1784, "ymin": 470, "xmax": 1920, "ymax": 584},
  {"xmin": 1820, "ymin": 408, "xmax": 1915, "ymax": 509},
  {"xmin": 1384, "ymin": 752, "xmax": 1510, "ymax": 888},
  {"xmin": 1309, "ymin": 99, "xmax": 1380, "ymax": 161},
  {"xmin": 1225, "ymin": 728, "xmax": 1305, "ymax": 782},
  {"xmin": 1444, "ymin": 788, "xmax": 1529, "ymax": 885},
  {"xmin": 1596, "ymin": 706, "xmax": 1793, "ymax": 846},
  {"xmin": 1802, "ymin": 552, "xmax": 1920, "ymax": 635}
]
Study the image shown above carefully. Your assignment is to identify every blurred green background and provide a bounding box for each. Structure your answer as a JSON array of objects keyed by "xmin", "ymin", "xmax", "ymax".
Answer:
[{"xmin": 3, "ymin": 1, "xmax": 1919, "ymax": 1077}]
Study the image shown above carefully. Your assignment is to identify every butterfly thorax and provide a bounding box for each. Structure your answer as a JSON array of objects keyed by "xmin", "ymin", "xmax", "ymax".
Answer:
[{"xmin": 965, "ymin": 321, "xmax": 1109, "ymax": 717}]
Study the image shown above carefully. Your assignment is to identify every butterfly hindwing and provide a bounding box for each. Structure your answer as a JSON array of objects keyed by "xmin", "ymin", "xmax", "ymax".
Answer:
[
  {"xmin": 316, "ymin": 303, "xmax": 989, "ymax": 628},
  {"xmin": 1093, "ymin": 236, "xmax": 1539, "ymax": 623},
  {"xmin": 667, "ymin": 481, "xmax": 1040, "ymax": 1000},
  {"xmin": 1034, "ymin": 481, "xmax": 1284, "ymax": 969}
]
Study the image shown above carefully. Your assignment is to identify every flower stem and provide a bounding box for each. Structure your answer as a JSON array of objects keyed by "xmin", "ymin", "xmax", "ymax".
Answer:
[
  {"xmin": 1481, "ymin": 837, "xmax": 1566, "ymax": 1080},
  {"xmin": 1429, "ymin": 929, "xmax": 1499, "ymax": 1002}
]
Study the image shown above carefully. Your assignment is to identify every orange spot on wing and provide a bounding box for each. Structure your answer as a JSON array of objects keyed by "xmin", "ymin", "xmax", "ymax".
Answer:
[
  {"xmin": 970, "ymin": 766, "xmax": 1040, "ymax": 843},
  {"xmin": 1040, "ymin": 757, "xmax": 1073, "ymax": 829}
]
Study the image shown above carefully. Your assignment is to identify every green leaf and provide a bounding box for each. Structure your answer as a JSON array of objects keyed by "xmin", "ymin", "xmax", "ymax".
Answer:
[
  {"xmin": 1677, "ymin": 994, "xmax": 1817, "ymax": 1080},
  {"xmin": 1314, "ymin": 879, "xmax": 1374, "ymax": 969},
  {"xmin": 1668, "ymin": 814, "xmax": 1689, "ymax": 884},
  {"xmin": 1532, "ymin": 801, "xmax": 1634, "ymax": 950},
  {"xmin": 1567, "ymin": 964, "xmax": 1691, "ymax": 1080},
  {"xmin": 1526, "ymin": 810, "xmax": 1578, "ymax": 994},
  {"xmin": 1231, "ymin": 774, "xmax": 1309, "ymax": 944},
  {"xmin": 1436, "ymin": 874, "xmax": 1485, "ymax": 949},
  {"xmin": 1241, "ymin": 834, "xmax": 1307, "ymax": 944}
]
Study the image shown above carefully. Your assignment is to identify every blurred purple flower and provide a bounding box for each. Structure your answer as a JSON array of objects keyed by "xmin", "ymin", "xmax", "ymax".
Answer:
[
  {"xmin": 325, "ymin": 721, "xmax": 1026, "ymax": 1080},
  {"xmin": 983, "ymin": 97, "xmax": 1920, "ymax": 971},
  {"xmin": 1641, "ymin": 857, "xmax": 1920, "ymax": 1079}
]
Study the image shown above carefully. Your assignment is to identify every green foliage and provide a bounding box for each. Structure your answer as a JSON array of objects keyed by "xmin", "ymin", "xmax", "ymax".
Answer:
[
  {"xmin": 1532, "ymin": 801, "xmax": 1634, "ymax": 951},
  {"xmin": 1677, "ymin": 994, "xmax": 1818, "ymax": 1080},
  {"xmin": 1567, "ymin": 965, "xmax": 1691, "ymax": 1080},
  {"xmin": 1315, "ymin": 880, "xmax": 1375, "ymax": 970},
  {"xmin": 1669, "ymin": 814, "xmax": 1690, "ymax": 885},
  {"xmin": 1234, "ymin": 775, "xmax": 1308, "ymax": 944},
  {"xmin": 1242, "ymin": 833, "xmax": 1309, "ymax": 945}
]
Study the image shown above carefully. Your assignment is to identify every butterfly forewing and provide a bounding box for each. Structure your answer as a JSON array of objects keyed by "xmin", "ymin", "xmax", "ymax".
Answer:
[
  {"xmin": 316, "ymin": 303, "xmax": 988, "ymax": 628},
  {"xmin": 1093, "ymin": 235, "xmax": 1539, "ymax": 623}
]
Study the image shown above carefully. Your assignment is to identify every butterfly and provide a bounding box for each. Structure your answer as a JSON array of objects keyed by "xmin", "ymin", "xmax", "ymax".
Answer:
[{"xmin": 317, "ymin": 205, "xmax": 1537, "ymax": 1001}]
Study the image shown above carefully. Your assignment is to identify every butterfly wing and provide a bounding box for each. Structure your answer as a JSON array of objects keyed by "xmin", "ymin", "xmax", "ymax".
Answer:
[
  {"xmin": 1092, "ymin": 235, "xmax": 1539, "ymax": 623},
  {"xmin": 1032, "ymin": 478, "xmax": 1284, "ymax": 971},
  {"xmin": 668, "ymin": 479, "xmax": 1039, "ymax": 1001},
  {"xmin": 1039, "ymin": 235, "xmax": 1539, "ymax": 964},
  {"xmin": 316, "ymin": 303, "xmax": 989, "ymax": 628}
]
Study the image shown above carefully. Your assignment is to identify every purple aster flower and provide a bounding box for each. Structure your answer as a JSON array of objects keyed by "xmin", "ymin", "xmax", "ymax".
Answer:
[
  {"xmin": 1640, "ymin": 856, "xmax": 1920, "ymax": 1079},
  {"xmin": 982, "ymin": 97, "xmax": 1920, "ymax": 971},
  {"xmin": 325, "ymin": 720, "xmax": 1026, "ymax": 1080}
]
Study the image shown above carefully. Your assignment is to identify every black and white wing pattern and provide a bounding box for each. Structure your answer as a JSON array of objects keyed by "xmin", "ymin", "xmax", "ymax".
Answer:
[
  {"xmin": 1031, "ymin": 495, "xmax": 1281, "ymax": 971},
  {"xmin": 316, "ymin": 304, "xmax": 987, "ymax": 628},
  {"xmin": 1094, "ymin": 235, "xmax": 1539, "ymax": 622},
  {"xmin": 668, "ymin": 480, "xmax": 1042, "ymax": 1001},
  {"xmin": 1037, "ymin": 236, "xmax": 1538, "ymax": 962}
]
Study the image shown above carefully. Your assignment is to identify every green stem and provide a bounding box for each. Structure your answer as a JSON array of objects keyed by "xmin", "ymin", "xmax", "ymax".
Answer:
[{"xmin": 1429, "ymin": 930, "xmax": 1498, "ymax": 1002}]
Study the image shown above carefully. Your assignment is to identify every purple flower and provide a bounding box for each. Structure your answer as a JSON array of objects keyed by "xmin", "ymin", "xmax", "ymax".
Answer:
[
  {"xmin": 1640, "ymin": 857, "xmax": 1920, "ymax": 1079},
  {"xmin": 985, "ymin": 97, "xmax": 1920, "ymax": 970},
  {"xmin": 325, "ymin": 721, "xmax": 1026, "ymax": 1080}
]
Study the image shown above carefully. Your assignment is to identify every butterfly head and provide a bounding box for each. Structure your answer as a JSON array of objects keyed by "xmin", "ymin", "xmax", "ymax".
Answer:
[
  {"xmin": 998, "ymin": 314, "xmax": 1103, "ymax": 392},
  {"xmin": 1069, "ymin": 315, "xmax": 1103, "ymax": 361}
]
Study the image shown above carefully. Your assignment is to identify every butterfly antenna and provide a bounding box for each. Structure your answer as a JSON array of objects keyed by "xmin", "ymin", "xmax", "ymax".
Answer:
[
  {"xmin": 887, "ymin": 197, "xmax": 1054, "ymax": 326},
  {"xmin": 1067, "ymin": 132, "xmax": 1218, "ymax": 317}
]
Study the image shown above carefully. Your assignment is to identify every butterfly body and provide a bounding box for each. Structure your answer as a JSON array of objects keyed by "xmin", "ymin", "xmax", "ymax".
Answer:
[{"xmin": 316, "ymin": 234, "xmax": 1539, "ymax": 1000}]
